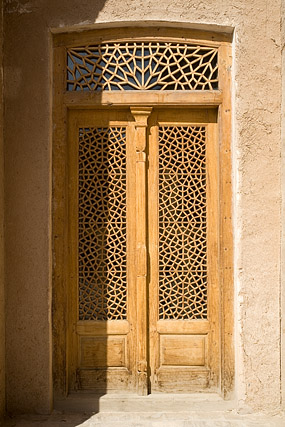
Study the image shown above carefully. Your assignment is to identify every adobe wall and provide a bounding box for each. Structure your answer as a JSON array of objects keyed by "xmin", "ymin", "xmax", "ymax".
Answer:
[
  {"xmin": 281, "ymin": 0, "xmax": 285, "ymax": 411},
  {"xmin": 4, "ymin": 0, "xmax": 283, "ymax": 414},
  {"xmin": 0, "ymin": 0, "xmax": 4, "ymax": 419}
]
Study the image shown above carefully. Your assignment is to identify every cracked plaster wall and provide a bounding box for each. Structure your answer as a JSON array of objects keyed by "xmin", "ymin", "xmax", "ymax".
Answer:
[{"xmin": 3, "ymin": 0, "xmax": 283, "ymax": 414}]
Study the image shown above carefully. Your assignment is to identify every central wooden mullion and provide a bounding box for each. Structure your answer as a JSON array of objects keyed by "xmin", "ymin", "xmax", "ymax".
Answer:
[{"xmin": 130, "ymin": 107, "xmax": 152, "ymax": 395}]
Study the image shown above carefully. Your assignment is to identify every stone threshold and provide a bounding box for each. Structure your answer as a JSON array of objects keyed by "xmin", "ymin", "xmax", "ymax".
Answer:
[{"xmin": 54, "ymin": 392, "xmax": 235, "ymax": 414}]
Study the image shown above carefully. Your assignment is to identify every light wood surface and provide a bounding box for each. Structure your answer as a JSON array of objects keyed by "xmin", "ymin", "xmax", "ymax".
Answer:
[
  {"xmin": 64, "ymin": 91, "xmax": 223, "ymax": 108},
  {"xmin": 66, "ymin": 108, "xmax": 221, "ymax": 394},
  {"xmin": 131, "ymin": 108, "xmax": 153, "ymax": 395},
  {"xmin": 148, "ymin": 109, "xmax": 219, "ymax": 392},
  {"xmin": 67, "ymin": 109, "xmax": 137, "ymax": 392}
]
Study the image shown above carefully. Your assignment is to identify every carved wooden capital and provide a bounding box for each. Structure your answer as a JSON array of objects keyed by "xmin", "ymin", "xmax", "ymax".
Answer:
[
  {"xmin": 131, "ymin": 107, "xmax": 152, "ymax": 154},
  {"xmin": 130, "ymin": 107, "xmax": 153, "ymax": 128}
]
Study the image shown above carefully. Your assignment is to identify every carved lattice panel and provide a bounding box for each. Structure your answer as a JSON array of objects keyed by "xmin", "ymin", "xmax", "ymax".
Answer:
[
  {"xmin": 67, "ymin": 42, "xmax": 218, "ymax": 91},
  {"xmin": 78, "ymin": 127, "xmax": 127, "ymax": 320},
  {"xmin": 158, "ymin": 126, "xmax": 207, "ymax": 319}
]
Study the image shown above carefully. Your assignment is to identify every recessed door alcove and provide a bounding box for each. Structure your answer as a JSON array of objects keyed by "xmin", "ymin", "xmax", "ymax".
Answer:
[{"xmin": 52, "ymin": 26, "xmax": 233, "ymax": 398}]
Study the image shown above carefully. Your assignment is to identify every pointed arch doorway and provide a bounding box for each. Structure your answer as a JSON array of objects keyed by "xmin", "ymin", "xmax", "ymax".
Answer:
[{"xmin": 52, "ymin": 27, "xmax": 233, "ymax": 398}]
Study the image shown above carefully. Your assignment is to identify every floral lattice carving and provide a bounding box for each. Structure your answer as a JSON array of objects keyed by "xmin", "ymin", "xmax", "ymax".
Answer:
[
  {"xmin": 158, "ymin": 126, "xmax": 207, "ymax": 319},
  {"xmin": 78, "ymin": 127, "xmax": 127, "ymax": 320},
  {"xmin": 67, "ymin": 42, "xmax": 218, "ymax": 91}
]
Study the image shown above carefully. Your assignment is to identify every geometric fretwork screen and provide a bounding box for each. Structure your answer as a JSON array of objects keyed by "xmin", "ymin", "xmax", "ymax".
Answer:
[
  {"xmin": 78, "ymin": 127, "xmax": 127, "ymax": 320},
  {"xmin": 67, "ymin": 42, "xmax": 218, "ymax": 91},
  {"xmin": 158, "ymin": 127, "xmax": 207, "ymax": 319}
]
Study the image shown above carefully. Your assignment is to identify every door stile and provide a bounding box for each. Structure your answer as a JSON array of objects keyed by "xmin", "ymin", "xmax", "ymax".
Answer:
[
  {"xmin": 206, "ymin": 122, "xmax": 220, "ymax": 389},
  {"xmin": 148, "ymin": 113, "xmax": 160, "ymax": 389},
  {"xmin": 67, "ymin": 110, "xmax": 80, "ymax": 391},
  {"xmin": 130, "ymin": 107, "xmax": 153, "ymax": 395},
  {"xmin": 126, "ymin": 119, "xmax": 138, "ymax": 393}
]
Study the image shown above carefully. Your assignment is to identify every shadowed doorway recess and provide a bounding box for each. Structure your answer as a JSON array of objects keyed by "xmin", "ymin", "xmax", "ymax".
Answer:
[{"xmin": 52, "ymin": 27, "xmax": 233, "ymax": 399}]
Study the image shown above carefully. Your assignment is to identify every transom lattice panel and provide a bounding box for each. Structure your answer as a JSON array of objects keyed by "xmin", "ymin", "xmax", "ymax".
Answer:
[
  {"xmin": 67, "ymin": 42, "xmax": 218, "ymax": 91},
  {"xmin": 158, "ymin": 126, "xmax": 207, "ymax": 320},
  {"xmin": 78, "ymin": 127, "xmax": 127, "ymax": 320}
]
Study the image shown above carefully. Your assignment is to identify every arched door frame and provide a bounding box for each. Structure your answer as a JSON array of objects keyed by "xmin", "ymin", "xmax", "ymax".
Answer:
[{"xmin": 52, "ymin": 25, "xmax": 234, "ymax": 399}]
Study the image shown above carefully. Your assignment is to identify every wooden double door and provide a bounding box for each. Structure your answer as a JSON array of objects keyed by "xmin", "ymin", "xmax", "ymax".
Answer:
[{"xmin": 67, "ymin": 107, "xmax": 220, "ymax": 394}]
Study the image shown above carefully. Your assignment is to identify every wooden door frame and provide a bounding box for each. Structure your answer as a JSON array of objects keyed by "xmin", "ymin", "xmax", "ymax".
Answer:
[{"xmin": 52, "ymin": 26, "xmax": 233, "ymax": 399}]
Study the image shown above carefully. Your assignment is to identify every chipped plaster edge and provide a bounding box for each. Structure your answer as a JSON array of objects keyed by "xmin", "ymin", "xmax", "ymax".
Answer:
[
  {"xmin": 231, "ymin": 27, "xmax": 246, "ymax": 411},
  {"xmin": 50, "ymin": 19, "xmax": 234, "ymax": 36}
]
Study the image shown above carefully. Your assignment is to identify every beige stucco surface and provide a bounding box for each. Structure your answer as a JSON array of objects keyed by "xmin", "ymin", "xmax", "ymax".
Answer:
[
  {"xmin": 3, "ymin": 0, "xmax": 283, "ymax": 415},
  {"xmin": 281, "ymin": 0, "xmax": 285, "ymax": 412}
]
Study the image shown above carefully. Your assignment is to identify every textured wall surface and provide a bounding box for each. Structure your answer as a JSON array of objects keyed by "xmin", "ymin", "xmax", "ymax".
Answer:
[
  {"xmin": 281, "ymin": 0, "xmax": 285, "ymax": 412},
  {"xmin": 3, "ymin": 0, "xmax": 282, "ymax": 414}
]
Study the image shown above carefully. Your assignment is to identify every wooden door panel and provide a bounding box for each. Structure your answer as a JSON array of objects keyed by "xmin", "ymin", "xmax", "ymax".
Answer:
[
  {"xmin": 76, "ymin": 320, "xmax": 131, "ymax": 391},
  {"xmin": 148, "ymin": 108, "xmax": 219, "ymax": 393},
  {"xmin": 160, "ymin": 335, "xmax": 206, "ymax": 366},
  {"xmin": 153, "ymin": 369, "xmax": 210, "ymax": 392},
  {"xmin": 68, "ymin": 107, "xmax": 219, "ymax": 394},
  {"xmin": 68, "ymin": 109, "xmax": 137, "ymax": 393}
]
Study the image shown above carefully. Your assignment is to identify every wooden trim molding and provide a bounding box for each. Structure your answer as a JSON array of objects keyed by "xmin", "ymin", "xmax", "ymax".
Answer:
[{"xmin": 131, "ymin": 107, "xmax": 152, "ymax": 395}]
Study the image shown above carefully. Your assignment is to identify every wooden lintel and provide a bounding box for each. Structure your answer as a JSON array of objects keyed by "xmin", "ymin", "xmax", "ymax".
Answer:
[{"xmin": 64, "ymin": 91, "xmax": 223, "ymax": 108}]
